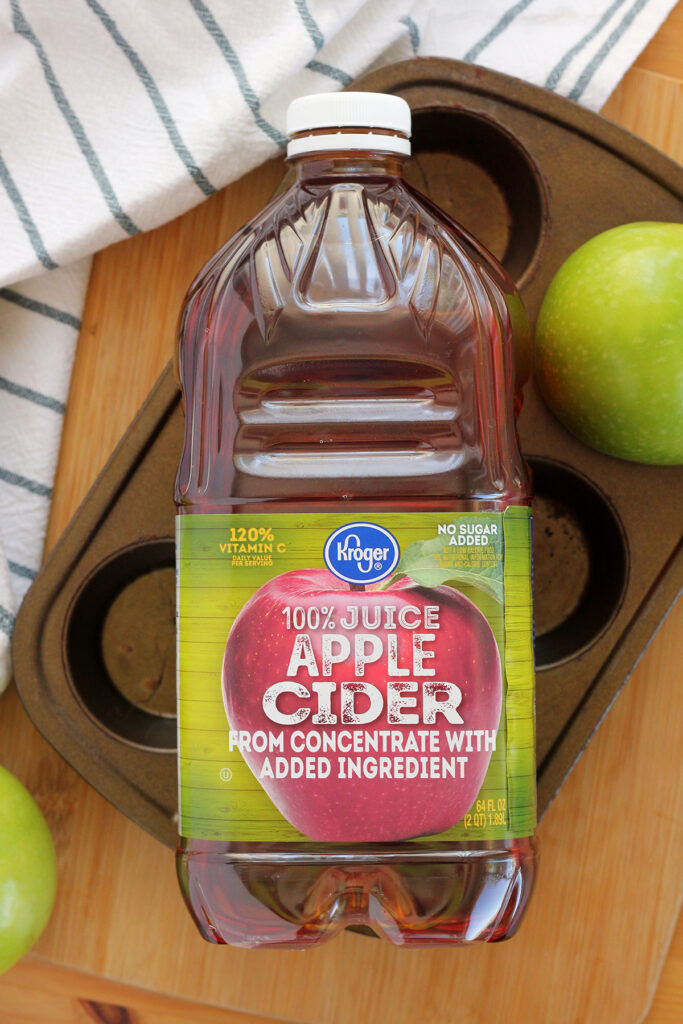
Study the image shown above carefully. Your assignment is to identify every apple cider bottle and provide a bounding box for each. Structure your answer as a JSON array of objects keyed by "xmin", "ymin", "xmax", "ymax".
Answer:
[{"xmin": 175, "ymin": 93, "xmax": 537, "ymax": 947}]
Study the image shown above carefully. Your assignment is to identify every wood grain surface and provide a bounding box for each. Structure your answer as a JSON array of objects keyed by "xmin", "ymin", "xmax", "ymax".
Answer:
[{"xmin": 1, "ymin": 7, "xmax": 681, "ymax": 1022}]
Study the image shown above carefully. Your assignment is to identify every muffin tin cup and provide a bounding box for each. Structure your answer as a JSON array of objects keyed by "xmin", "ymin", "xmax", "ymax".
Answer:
[
  {"xmin": 406, "ymin": 105, "xmax": 548, "ymax": 285},
  {"xmin": 65, "ymin": 540, "xmax": 176, "ymax": 752},
  {"xmin": 529, "ymin": 457, "xmax": 629, "ymax": 670},
  {"xmin": 13, "ymin": 58, "xmax": 683, "ymax": 847}
]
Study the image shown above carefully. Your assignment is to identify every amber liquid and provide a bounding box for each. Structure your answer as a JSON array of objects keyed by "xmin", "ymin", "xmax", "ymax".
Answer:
[{"xmin": 175, "ymin": 151, "xmax": 537, "ymax": 947}]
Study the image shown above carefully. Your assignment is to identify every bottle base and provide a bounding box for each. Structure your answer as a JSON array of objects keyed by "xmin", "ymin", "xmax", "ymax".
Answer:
[{"xmin": 177, "ymin": 839, "xmax": 537, "ymax": 949}]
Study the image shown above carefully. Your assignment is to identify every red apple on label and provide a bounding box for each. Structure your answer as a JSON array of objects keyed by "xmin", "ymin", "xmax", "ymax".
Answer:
[{"xmin": 222, "ymin": 569, "xmax": 501, "ymax": 842}]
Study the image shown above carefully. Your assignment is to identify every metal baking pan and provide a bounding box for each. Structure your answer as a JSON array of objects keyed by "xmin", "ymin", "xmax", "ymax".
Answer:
[{"xmin": 13, "ymin": 58, "xmax": 683, "ymax": 846}]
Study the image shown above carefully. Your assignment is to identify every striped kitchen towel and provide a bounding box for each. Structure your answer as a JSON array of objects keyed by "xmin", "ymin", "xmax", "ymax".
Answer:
[{"xmin": 0, "ymin": 0, "xmax": 677, "ymax": 692}]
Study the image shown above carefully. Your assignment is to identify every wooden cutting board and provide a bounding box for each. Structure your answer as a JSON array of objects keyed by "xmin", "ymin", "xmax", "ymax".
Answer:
[{"xmin": 1, "ymin": 16, "xmax": 682, "ymax": 1023}]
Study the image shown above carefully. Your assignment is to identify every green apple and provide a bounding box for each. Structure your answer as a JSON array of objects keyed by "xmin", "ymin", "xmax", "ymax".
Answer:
[
  {"xmin": 0, "ymin": 764, "xmax": 57, "ymax": 975},
  {"xmin": 535, "ymin": 222, "xmax": 683, "ymax": 464}
]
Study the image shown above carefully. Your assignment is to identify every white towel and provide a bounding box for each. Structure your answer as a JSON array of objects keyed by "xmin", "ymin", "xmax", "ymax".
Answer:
[{"xmin": 0, "ymin": 0, "xmax": 676, "ymax": 692}]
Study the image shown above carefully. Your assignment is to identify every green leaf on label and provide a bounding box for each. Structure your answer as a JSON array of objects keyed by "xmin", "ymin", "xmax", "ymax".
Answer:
[{"xmin": 380, "ymin": 534, "xmax": 503, "ymax": 603}]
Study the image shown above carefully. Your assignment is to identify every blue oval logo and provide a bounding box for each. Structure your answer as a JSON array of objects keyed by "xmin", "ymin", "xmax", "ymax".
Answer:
[{"xmin": 323, "ymin": 523, "xmax": 400, "ymax": 585}]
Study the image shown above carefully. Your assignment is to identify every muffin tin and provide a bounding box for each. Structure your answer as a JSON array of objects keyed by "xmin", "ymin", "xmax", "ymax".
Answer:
[{"xmin": 13, "ymin": 58, "xmax": 683, "ymax": 847}]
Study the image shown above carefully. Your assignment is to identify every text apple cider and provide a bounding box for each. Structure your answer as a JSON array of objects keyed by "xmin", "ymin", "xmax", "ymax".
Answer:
[{"xmin": 175, "ymin": 93, "xmax": 537, "ymax": 947}]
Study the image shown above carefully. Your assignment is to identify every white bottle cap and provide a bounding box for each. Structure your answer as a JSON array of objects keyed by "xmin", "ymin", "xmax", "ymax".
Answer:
[{"xmin": 286, "ymin": 92, "xmax": 411, "ymax": 158}]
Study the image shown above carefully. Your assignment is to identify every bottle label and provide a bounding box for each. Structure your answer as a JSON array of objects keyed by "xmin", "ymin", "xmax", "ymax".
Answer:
[{"xmin": 177, "ymin": 509, "xmax": 536, "ymax": 843}]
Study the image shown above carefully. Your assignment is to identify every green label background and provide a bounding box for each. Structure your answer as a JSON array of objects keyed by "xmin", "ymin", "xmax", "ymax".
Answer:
[{"xmin": 177, "ymin": 509, "xmax": 536, "ymax": 842}]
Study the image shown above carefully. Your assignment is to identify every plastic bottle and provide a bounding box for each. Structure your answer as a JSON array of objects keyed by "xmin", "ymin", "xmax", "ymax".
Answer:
[{"xmin": 175, "ymin": 92, "xmax": 537, "ymax": 948}]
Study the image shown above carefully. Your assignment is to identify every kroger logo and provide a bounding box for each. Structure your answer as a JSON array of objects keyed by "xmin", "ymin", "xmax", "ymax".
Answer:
[{"xmin": 323, "ymin": 523, "xmax": 400, "ymax": 585}]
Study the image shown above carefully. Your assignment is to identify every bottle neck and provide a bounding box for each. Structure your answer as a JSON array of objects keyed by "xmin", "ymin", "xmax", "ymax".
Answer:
[{"xmin": 291, "ymin": 150, "xmax": 407, "ymax": 182}]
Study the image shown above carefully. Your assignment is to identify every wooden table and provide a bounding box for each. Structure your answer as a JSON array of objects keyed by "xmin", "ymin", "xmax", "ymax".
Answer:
[{"xmin": 1, "ymin": 9, "xmax": 682, "ymax": 1023}]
